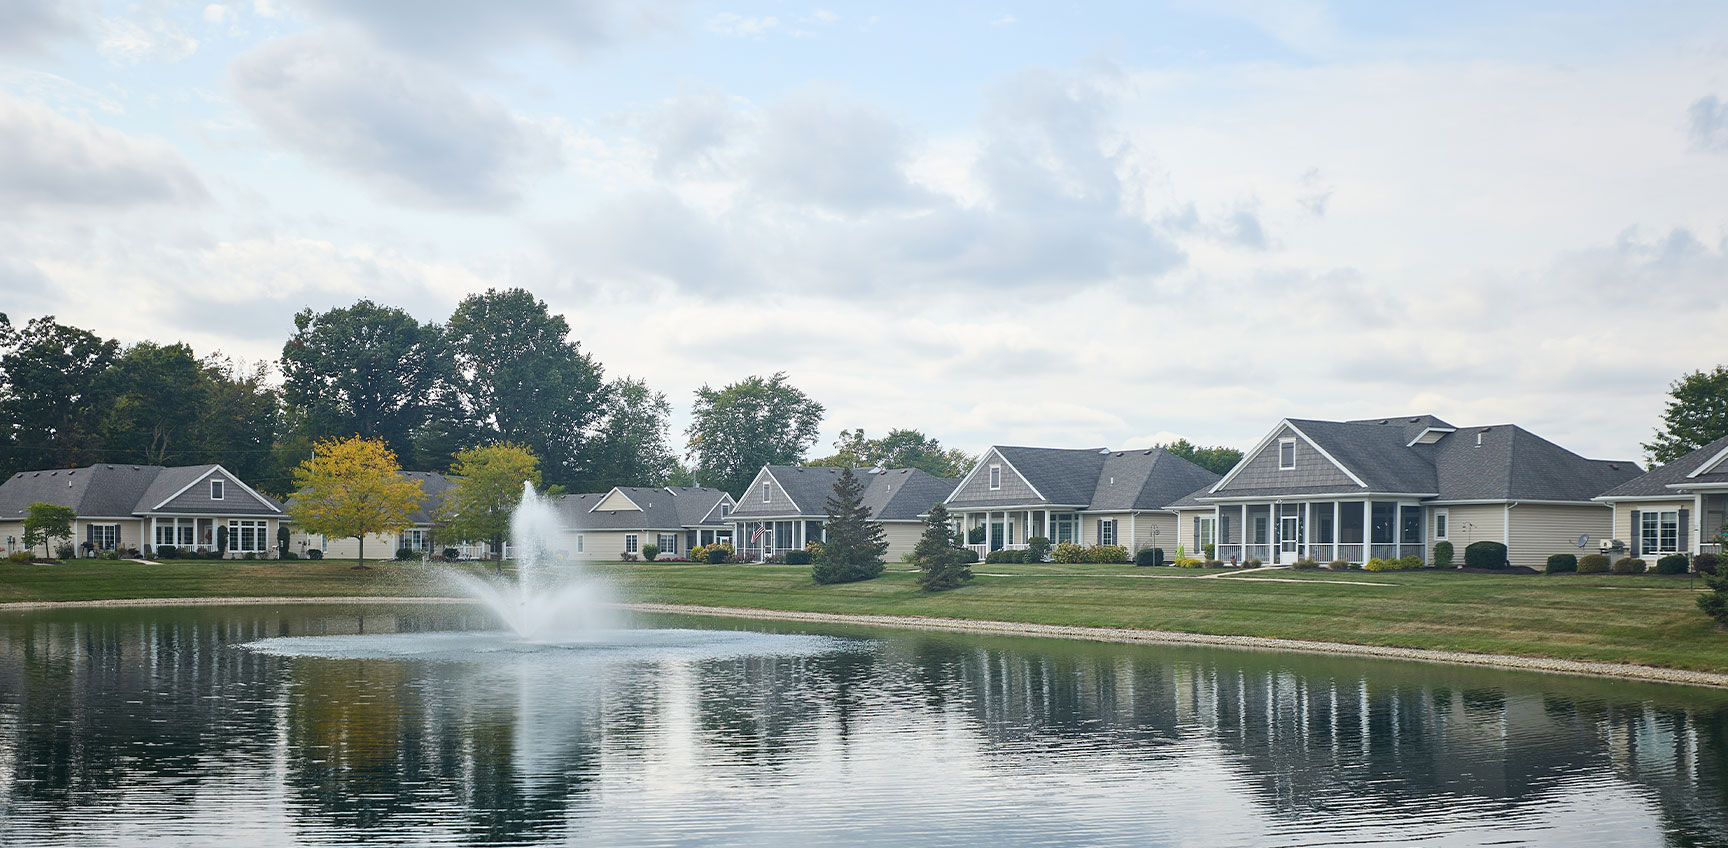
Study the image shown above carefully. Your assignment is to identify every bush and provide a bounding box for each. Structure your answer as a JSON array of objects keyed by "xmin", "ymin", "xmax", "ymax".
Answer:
[
  {"xmin": 54, "ymin": 543, "xmax": 74, "ymax": 560},
  {"xmin": 395, "ymin": 547, "xmax": 418, "ymax": 561},
  {"xmin": 241, "ymin": 551, "xmax": 256, "ymax": 561},
  {"xmin": 642, "ymin": 543, "xmax": 660, "ymax": 562},
  {"xmin": 156, "ymin": 545, "xmax": 179, "ymax": 559},
  {"xmin": 1544, "ymin": 553, "xmax": 1577, "ymax": 573},
  {"xmin": 1327, "ymin": 560, "xmax": 1352, "ymax": 571},
  {"xmin": 1576, "ymin": 553, "xmax": 1609, "ymax": 573},
  {"xmin": 1087, "ymin": 544, "xmax": 1129, "ymax": 564},
  {"xmin": 1432, "ymin": 541, "xmax": 1454, "ymax": 569},
  {"xmin": 706, "ymin": 543, "xmax": 733, "ymax": 564},
  {"xmin": 1695, "ymin": 553, "xmax": 1720, "ymax": 576},
  {"xmin": 784, "ymin": 549, "xmax": 812, "ymax": 565},
  {"xmin": 1656, "ymin": 554, "xmax": 1690, "ymax": 575},
  {"xmin": 1025, "ymin": 536, "xmax": 1051, "ymax": 563},
  {"xmin": 443, "ymin": 547, "xmax": 460, "ymax": 560},
  {"xmin": 1363, "ymin": 557, "xmax": 1392, "ymax": 572},
  {"xmin": 124, "ymin": 547, "xmax": 140, "ymax": 559},
  {"xmin": 1464, "ymin": 541, "xmax": 1508, "ymax": 569},
  {"xmin": 967, "ymin": 526, "xmax": 986, "ymax": 544},
  {"xmin": 1135, "ymin": 547, "xmax": 1165, "ymax": 567},
  {"xmin": 1612, "ymin": 557, "xmax": 1647, "ymax": 575},
  {"xmin": 1243, "ymin": 557, "xmax": 1263, "ymax": 568},
  {"xmin": 1203, "ymin": 543, "xmax": 1216, "ymax": 560},
  {"xmin": 1052, "ymin": 542, "xmax": 1086, "ymax": 564},
  {"xmin": 280, "ymin": 550, "xmax": 300, "ymax": 560},
  {"xmin": 689, "ymin": 545, "xmax": 707, "ymax": 563},
  {"xmin": 7, "ymin": 551, "xmax": 33, "ymax": 563},
  {"xmin": 620, "ymin": 551, "xmax": 638, "ymax": 562},
  {"xmin": 1203, "ymin": 560, "xmax": 1224, "ymax": 568},
  {"xmin": 957, "ymin": 548, "xmax": 980, "ymax": 564},
  {"xmin": 1172, "ymin": 557, "xmax": 1203, "ymax": 568},
  {"xmin": 1292, "ymin": 557, "xmax": 1320, "ymax": 570},
  {"xmin": 306, "ymin": 549, "xmax": 323, "ymax": 561}
]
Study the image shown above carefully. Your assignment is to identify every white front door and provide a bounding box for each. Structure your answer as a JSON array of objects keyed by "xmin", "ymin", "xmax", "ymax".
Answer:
[{"xmin": 1278, "ymin": 516, "xmax": 1299, "ymax": 564}]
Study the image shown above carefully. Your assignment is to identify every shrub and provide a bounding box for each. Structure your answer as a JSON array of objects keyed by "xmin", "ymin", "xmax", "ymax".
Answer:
[
  {"xmin": 1327, "ymin": 559, "xmax": 1352, "ymax": 571},
  {"xmin": 124, "ymin": 547, "xmax": 140, "ymax": 559},
  {"xmin": 1464, "ymin": 541, "xmax": 1508, "ymax": 569},
  {"xmin": 1292, "ymin": 557, "xmax": 1320, "ymax": 570},
  {"xmin": 1576, "ymin": 553, "xmax": 1609, "ymax": 573},
  {"xmin": 642, "ymin": 543, "xmax": 660, "ymax": 562},
  {"xmin": 1545, "ymin": 553, "xmax": 1577, "ymax": 574},
  {"xmin": 1172, "ymin": 557, "xmax": 1203, "ymax": 568},
  {"xmin": 620, "ymin": 551, "xmax": 638, "ymax": 562},
  {"xmin": 689, "ymin": 545, "xmax": 707, "ymax": 564},
  {"xmin": 1052, "ymin": 542, "xmax": 1086, "ymax": 564},
  {"xmin": 957, "ymin": 548, "xmax": 980, "ymax": 564},
  {"xmin": 1363, "ymin": 557, "xmax": 1393, "ymax": 572},
  {"xmin": 1087, "ymin": 544, "xmax": 1129, "ymax": 564},
  {"xmin": 156, "ymin": 545, "xmax": 179, "ymax": 559},
  {"xmin": 395, "ymin": 547, "xmax": 418, "ymax": 561},
  {"xmin": 1203, "ymin": 560, "xmax": 1224, "ymax": 568},
  {"xmin": 1612, "ymin": 557, "xmax": 1647, "ymax": 575},
  {"xmin": 1695, "ymin": 553, "xmax": 1720, "ymax": 575},
  {"xmin": 706, "ymin": 543, "xmax": 733, "ymax": 564},
  {"xmin": 443, "ymin": 547, "xmax": 460, "ymax": 560},
  {"xmin": 7, "ymin": 551, "xmax": 33, "ymax": 563},
  {"xmin": 1432, "ymin": 541, "xmax": 1454, "ymax": 569},
  {"xmin": 216, "ymin": 526, "xmax": 228, "ymax": 556},
  {"xmin": 1135, "ymin": 547, "xmax": 1164, "ymax": 567},
  {"xmin": 280, "ymin": 550, "xmax": 300, "ymax": 560},
  {"xmin": 306, "ymin": 549, "xmax": 324, "ymax": 561},
  {"xmin": 967, "ymin": 526, "xmax": 986, "ymax": 544},
  {"xmin": 784, "ymin": 549, "xmax": 812, "ymax": 565},
  {"xmin": 1025, "ymin": 536, "xmax": 1051, "ymax": 563},
  {"xmin": 1243, "ymin": 557, "xmax": 1263, "ymax": 568},
  {"xmin": 1656, "ymin": 554, "xmax": 1689, "ymax": 575},
  {"xmin": 1203, "ymin": 543, "xmax": 1216, "ymax": 560},
  {"xmin": 54, "ymin": 543, "xmax": 75, "ymax": 560},
  {"xmin": 241, "ymin": 551, "xmax": 256, "ymax": 561}
]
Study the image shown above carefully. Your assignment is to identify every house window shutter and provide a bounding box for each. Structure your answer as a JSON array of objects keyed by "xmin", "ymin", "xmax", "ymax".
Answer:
[
  {"xmin": 1193, "ymin": 517, "xmax": 1200, "ymax": 549},
  {"xmin": 1679, "ymin": 509, "xmax": 1691, "ymax": 553},
  {"xmin": 1629, "ymin": 510, "xmax": 1641, "ymax": 556}
]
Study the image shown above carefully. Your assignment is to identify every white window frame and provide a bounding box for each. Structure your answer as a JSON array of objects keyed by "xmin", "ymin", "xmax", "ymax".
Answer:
[
  {"xmin": 88, "ymin": 523, "xmax": 118, "ymax": 552},
  {"xmin": 762, "ymin": 482, "xmax": 771, "ymax": 503},
  {"xmin": 1054, "ymin": 513, "xmax": 1078, "ymax": 545},
  {"xmin": 1198, "ymin": 517, "xmax": 1216, "ymax": 548},
  {"xmin": 401, "ymin": 528, "xmax": 431, "ymax": 552},
  {"xmin": 657, "ymin": 533, "xmax": 678, "ymax": 553},
  {"xmin": 1434, "ymin": 509, "xmax": 1449, "ymax": 540},
  {"xmin": 625, "ymin": 534, "xmax": 639, "ymax": 554},
  {"xmin": 576, "ymin": 535, "xmax": 585, "ymax": 553},
  {"xmin": 227, "ymin": 519, "xmax": 268, "ymax": 553},
  {"xmin": 1098, "ymin": 519, "xmax": 1117, "ymax": 546},
  {"xmin": 210, "ymin": 479, "xmax": 225, "ymax": 500},
  {"xmin": 1278, "ymin": 438, "xmax": 1296, "ymax": 471},
  {"xmin": 989, "ymin": 465, "xmax": 1002, "ymax": 490},
  {"xmin": 1642, "ymin": 511, "xmax": 1679, "ymax": 554}
]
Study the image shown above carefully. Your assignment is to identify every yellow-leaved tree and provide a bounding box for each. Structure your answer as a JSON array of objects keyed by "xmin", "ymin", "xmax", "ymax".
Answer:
[
  {"xmin": 290, "ymin": 436, "xmax": 425, "ymax": 567},
  {"xmin": 439, "ymin": 443, "xmax": 541, "ymax": 571}
]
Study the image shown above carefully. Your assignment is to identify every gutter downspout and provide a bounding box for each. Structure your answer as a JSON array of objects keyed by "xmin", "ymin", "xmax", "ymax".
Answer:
[{"xmin": 1505, "ymin": 501, "xmax": 1518, "ymax": 566}]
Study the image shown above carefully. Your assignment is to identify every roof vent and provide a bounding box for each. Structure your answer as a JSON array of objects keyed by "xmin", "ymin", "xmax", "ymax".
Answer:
[
  {"xmin": 1476, "ymin": 432, "xmax": 1483, "ymax": 447},
  {"xmin": 106, "ymin": 465, "xmax": 114, "ymax": 469},
  {"xmin": 1098, "ymin": 448, "xmax": 1110, "ymax": 455},
  {"xmin": 900, "ymin": 469, "xmax": 909, "ymax": 474},
  {"xmin": 1608, "ymin": 463, "xmax": 1620, "ymax": 470},
  {"xmin": 1378, "ymin": 419, "xmax": 1388, "ymax": 425},
  {"xmin": 1409, "ymin": 417, "xmax": 1420, "ymax": 423},
  {"xmin": 1143, "ymin": 450, "xmax": 1153, "ymax": 455}
]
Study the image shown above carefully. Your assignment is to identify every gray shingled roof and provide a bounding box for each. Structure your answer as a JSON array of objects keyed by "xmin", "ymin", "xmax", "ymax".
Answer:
[
  {"xmin": 1598, "ymin": 434, "xmax": 1728, "ymax": 498},
  {"xmin": 556, "ymin": 486, "xmax": 734, "ymax": 531},
  {"xmin": 728, "ymin": 466, "xmax": 961, "ymax": 521},
  {"xmin": 400, "ymin": 471, "xmax": 454, "ymax": 524},
  {"xmin": 0, "ymin": 463, "xmax": 283, "ymax": 519},
  {"xmin": 1290, "ymin": 419, "xmax": 1439, "ymax": 493},
  {"xmin": 945, "ymin": 446, "xmax": 1220, "ymax": 511}
]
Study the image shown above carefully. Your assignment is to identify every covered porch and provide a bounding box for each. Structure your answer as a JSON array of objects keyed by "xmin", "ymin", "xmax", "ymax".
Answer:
[
  {"xmin": 951, "ymin": 508, "xmax": 1081, "ymax": 561},
  {"xmin": 1207, "ymin": 499, "xmax": 1427, "ymax": 565},
  {"xmin": 734, "ymin": 518, "xmax": 825, "ymax": 562}
]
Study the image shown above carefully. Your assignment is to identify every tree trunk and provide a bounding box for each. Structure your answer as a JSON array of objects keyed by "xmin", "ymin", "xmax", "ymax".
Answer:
[
  {"xmin": 357, "ymin": 535, "xmax": 364, "ymax": 568},
  {"xmin": 494, "ymin": 536, "xmax": 503, "ymax": 573}
]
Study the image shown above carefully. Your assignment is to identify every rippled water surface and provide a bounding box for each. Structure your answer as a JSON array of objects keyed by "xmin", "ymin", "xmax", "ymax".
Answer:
[{"xmin": 2, "ymin": 604, "xmax": 1727, "ymax": 847}]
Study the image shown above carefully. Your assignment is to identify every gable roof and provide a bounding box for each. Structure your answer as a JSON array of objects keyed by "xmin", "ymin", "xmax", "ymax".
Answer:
[
  {"xmin": 557, "ymin": 486, "xmax": 735, "ymax": 531},
  {"xmin": 0, "ymin": 463, "xmax": 284, "ymax": 520},
  {"xmin": 946, "ymin": 446, "xmax": 1221, "ymax": 512},
  {"xmin": 1597, "ymin": 433, "xmax": 1728, "ymax": 499},
  {"xmin": 728, "ymin": 466, "xmax": 962, "ymax": 521}
]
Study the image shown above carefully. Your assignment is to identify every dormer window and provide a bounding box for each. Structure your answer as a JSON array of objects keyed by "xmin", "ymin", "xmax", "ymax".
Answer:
[
  {"xmin": 721, "ymin": 503, "xmax": 731, "ymax": 517},
  {"xmin": 1278, "ymin": 439, "xmax": 1296, "ymax": 471},
  {"xmin": 762, "ymin": 482, "xmax": 771, "ymax": 503},
  {"xmin": 210, "ymin": 479, "xmax": 225, "ymax": 500}
]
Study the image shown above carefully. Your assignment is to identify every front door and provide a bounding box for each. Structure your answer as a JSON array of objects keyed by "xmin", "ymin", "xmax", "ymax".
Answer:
[{"xmin": 1278, "ymin": 516, "xmax": 1299, "ymax": 564}]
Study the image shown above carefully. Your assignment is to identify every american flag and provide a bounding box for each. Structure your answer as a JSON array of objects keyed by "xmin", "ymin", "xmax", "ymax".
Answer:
[{"xmin": 749, "ymin": 523, "xmax": 767, "ymax": 543}]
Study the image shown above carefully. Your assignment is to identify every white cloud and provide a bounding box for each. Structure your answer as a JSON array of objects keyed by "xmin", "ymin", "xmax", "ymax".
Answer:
[
  {"xmin": 0, "ymin": 1, "xmax": 86, "ymax": 57},
  {"xmin": 98, "ymin": 15, "xmax": 198, "ymax": 64},
  {"xmin": 0, "ymin": 91, "xmax": 206, "ymax": 213},
  {"xmin": 286, "ymin": 0, "xmax": 676, "ymax": 64},
  {"xmin": 706, "ymin": 12, "xmax": 780, "ymax": 38}
]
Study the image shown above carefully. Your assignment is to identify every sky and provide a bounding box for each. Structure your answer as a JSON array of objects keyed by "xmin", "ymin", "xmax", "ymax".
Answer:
[{"xmin": 3, "ymin": 0, "xmax": 1728, "ymax": 465}]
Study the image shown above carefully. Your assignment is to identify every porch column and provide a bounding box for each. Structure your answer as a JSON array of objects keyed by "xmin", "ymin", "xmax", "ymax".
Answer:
[
  {"xmin": 1395, "ymin": 504, "xmax": 1403, "ymax": 560},
  {"xmin": 1241, "ymin": 504, "xmax": 1249, "ymax": 558},
  {"xmin": 150, "ymin": 517, "xmax": 157, "ymax": 552},
  {"xmin": 988, "ymin": 512, "xmax": 997, "ymax": 551},
  {"xmin": 1364, "ymin": 501, "xmax": 1372, "ymax": 561},
  {"xmin": 1129, "ymin": 512, "xmax": 1136, "ymax": 553},
  {"xmin": 1026, "ymin": 510, "xmax": 1033, "ymax": 545},
  {"xmin": 1043, "ymin": 509, "xmax": 1051, "ymax": 544},
  {"xmin": 1301, "ymin": 502, "xmax": 1310, "ymax": 557}
]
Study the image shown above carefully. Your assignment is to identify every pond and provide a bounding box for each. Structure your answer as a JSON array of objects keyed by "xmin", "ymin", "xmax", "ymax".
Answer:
[{"xmin": 0, "ymin": 604, "xmax": 1725, "ymax": 846}]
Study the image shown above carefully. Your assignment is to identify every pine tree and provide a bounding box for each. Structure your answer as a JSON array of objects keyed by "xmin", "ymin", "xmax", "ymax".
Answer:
[
  {"xmin": 812, "ymin": 467, "xmax": 887, "ymax": 584},
  {"xmin": 1698, "ymin": 524, "xmax": 1728, "ymax": 626},
  {"xmin": 914, "ymin": 503, "xmax": 972, "ymax": 591}
]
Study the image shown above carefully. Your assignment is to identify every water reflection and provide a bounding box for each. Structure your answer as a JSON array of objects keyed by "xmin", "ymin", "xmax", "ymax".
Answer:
[{"xmin": 0, "ymin": 606, "xmax": 1726, "ymax": 846}]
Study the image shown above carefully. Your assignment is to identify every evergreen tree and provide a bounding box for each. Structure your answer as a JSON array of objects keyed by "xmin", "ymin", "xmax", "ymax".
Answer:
[
  {"xmin": 811, "ymin": 467, "xmax": 887, "ymax": 584},
  {"xmin": 914, "ymin": 503, "xmax": 972, "ymax": 591},
  {"xmin": 1698, "ymin": 524, "xmax": 1728, "ymax": 626}
]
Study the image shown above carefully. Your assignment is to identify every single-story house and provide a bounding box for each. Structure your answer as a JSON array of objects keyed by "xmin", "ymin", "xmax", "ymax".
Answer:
[
  {"xmin": 942, "ymin": 446, "xmax": 1222, "ymax": 558},
  {"xmin": 1593, "ymin": 433, "xmax": 1728, "ymax": 561},
  {"xmin": 0, "ymin": 463, "xmax": 284, "ymax": 558},
  {"xmin": 554, "ymin": 486, "xmax": 736, "ymax": 560},
  {"xmin": 727, "ymin": 466, "xmax": 960, "ymax": 562},
  {"xmin": 287, "ymin": 470, "xmax": 493, "ymax": 560},
  {"xmin": 1166, "ymin": 416, "xmax": 1642, "ymax": 568}
]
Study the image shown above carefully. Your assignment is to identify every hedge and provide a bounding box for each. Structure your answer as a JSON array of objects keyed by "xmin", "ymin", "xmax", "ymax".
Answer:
[
  {"xmin": 1544, "ymin": 553, "xmax": 1577, "ymax": 574},
  {"xmin": 1464, "ymin": 541, "xmax": 1508, "ymax": 569}
]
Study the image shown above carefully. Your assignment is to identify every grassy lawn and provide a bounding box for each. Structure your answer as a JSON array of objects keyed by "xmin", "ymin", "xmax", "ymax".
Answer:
[{"xmin": 4, "ymin": 558, "xmax": 1727, "ymax": 673}]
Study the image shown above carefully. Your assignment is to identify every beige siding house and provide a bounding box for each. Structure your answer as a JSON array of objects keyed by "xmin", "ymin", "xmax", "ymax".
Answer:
[
  {"xmin": 943, "ymin": 446, "xmax": 1219, "ymax": 559},
  {"xmin": 287, "ymin": 471, "xmax": 491, "ymax": 560},
  {"xmin": 1166, "ymin": 416, "xmax": 1640, "ymax": 568},
  {"xmin": 728, "ymin": 466, "xmax": 959, "ymax": 562},
  {"xmin": 0, "ymin": 463, "xmax": 284, "ymax": 558},
  {"xmin": 1595, "ymin": 433, "xmax": 1728, "ymax": 563},
  {"xmin": 554, "ymin": 486, "xmax": 736, "ymax": 560}
]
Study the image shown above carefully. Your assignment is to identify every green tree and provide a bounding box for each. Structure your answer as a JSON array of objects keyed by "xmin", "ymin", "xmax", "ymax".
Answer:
[
  {"xmin": 913, "ymin": 503, "xmax": 972, "ymax": 591},
  {"xmin": 1645, "ymin": 366, "xmax": 1728, "ymax": 465},
  {"xmin": 587, "ymin": 376, "xmax": 678, "ymax": 488},
  {"xmin": 289, "ymin": 436, "xmax": 425, "ymax": 567},
  {"xmin": 0, "ymin": 315, "xmax": 119, "ymax": 476},
  {"xmin": 21, "ymin": 502, "xmax": 75, "ymax": 559},
  {"xmin": 439, "ymin": 443, "xmax": 541, "ymax": 571},
  {"xmin": 280, "ymin": 300, "xmax": 451, "ymax": 468},
  {"xmin": 1697, "ymin": 524, "xmax": 1728, "ymax": 626},
  {"xmin": 1155, "ymin": 438, "xmax": 1244, "ymax": 476},
  {"xmin": 811, "ymin": 467, "xmax": 887, "ymax": 584},
  {"xmin": 446, "ymin": 289, "xmax": 605, "ymax": 490},
  {"xmin": 687, "ymin": 372, "xmax": 824, "ymax": 497},
  {"xmin": 196, "ymin": 357, "xmax": 283, "ymax": 492},
  {"xmin": 101, "ymin": 341, "xmax": 212, "ymax": 466},
  {"xmin": 810, "ymin": 428, "xmax": 973, "ymax": 477}
]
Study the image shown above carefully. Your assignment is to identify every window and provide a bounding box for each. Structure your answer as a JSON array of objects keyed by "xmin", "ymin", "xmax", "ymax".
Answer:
[
  {"xmin": 762, "ymin": 482, "xmax": 771, "ymax": 503},
  {"xmin": 989, "ymin": 465, "xmax": 1002, "ymax": 490},
  {"xmin": 576, "ymin": 535, "xmax": 585, "ymax": 553},
  {"xmin": 1399, "ymin": 506, "xmax": 1423, "ymax": 545},
  {"xmin": 1098, "ymin": 520, "xmax": 1117, "ymax": 546},
  {"xmin": 1054, "ymin": 513, "xmax": 1078, "ymax": 545},
  {"xmin": 1434, "ymin": 510, "xmax": 1449, "ymax": 540},
  {"xmin": 87, "ymin": 524, "xmax": 117, "ymax": 552},
  {"xmin": 210, "ymin": 479, "xmax": 225, "ymax": 500},
  {"xmin": 1278, "ymin": 438, "xmax": 1296, "ymax": 471},
  {"xmin": 155, "ymin": 522, "xmax": 176, "ymax": 547},
  {"xmin": 1253, "ymin": 515, "xmax": 1268, "ymax": 545},
  {"xmin": 658, "ymin": 533, "xmax": 678, "ymax": 553},
  {"xmin": 401, "ymin": 528, "xmax": 431, "ymax": 552},
  {"xmin": 1370, "ymin": 502, "xmax": 1396, "ymax": 544},
  {"xmin": 720, "ymin": 503, "xmax": 731, "ymax": 517},
  {"xmin": 625, "ymin": 534, "xmax": 639, "ymax": 554},
  {"xmin": 1197, "ymin": 517, "xmax": 1216, "ymax": 548},
  {"xmin": 227, "ymin": 520, "xmax": 268, "ymax": 553},
  {"xmin": 1642, "ymin": 511, "xmax": 1680, "ymax": 554}
]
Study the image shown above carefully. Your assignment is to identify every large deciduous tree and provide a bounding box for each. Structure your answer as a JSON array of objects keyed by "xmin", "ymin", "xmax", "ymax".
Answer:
[
  {"xmin": 1645, "ymin": 366, "xmax": 1728, "ymax": 465},
  {"xmin": 686, "ymin": 372, "xmax": 824, "ymax": 497},
  {"xmin": 289, "ymin": 436, "xmax": 425, "ymax": 567},
  {"xmin": 587, "ymin": 377, "xmax": 678, "ymax": 489},
  {"xmin": 810, "ymin": 428, "xmax": 973, "ymax": 477},
  {"xmin": 439, "ymin": 443, "xmax": 541, "ymax": 571},
  {"xmin": 280, "ymin": 300, "xmax": 450, "ymax": 468},
  {"xmin": 101, "ymin": 342, "xmax": 212, "ymax": 466},
  {"xmin": 0, "ymin": 315, "xmax": 119, "ymax": 476},
  {"xmin": 446, "ymin": 289, "xmax": 605, "ymax": 490},
  {"xmin": 811, "ymin": 467, "xmax": 887, "ymax": 584},
  {"xmin": 1155, "ymin": 438, "xmax": 1244, "ymax": 476}
]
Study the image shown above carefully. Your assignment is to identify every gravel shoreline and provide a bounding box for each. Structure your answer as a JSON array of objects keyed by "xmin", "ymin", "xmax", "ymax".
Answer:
[{"xmin": 4, "ymin": 595, "xmax": 1724, "ymax": 689}]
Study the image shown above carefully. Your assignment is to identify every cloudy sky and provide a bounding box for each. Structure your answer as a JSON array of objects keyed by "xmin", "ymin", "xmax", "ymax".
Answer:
[{"xmin": 4, "ymin": 1, "xmax": 1728, "ymax": 464}]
